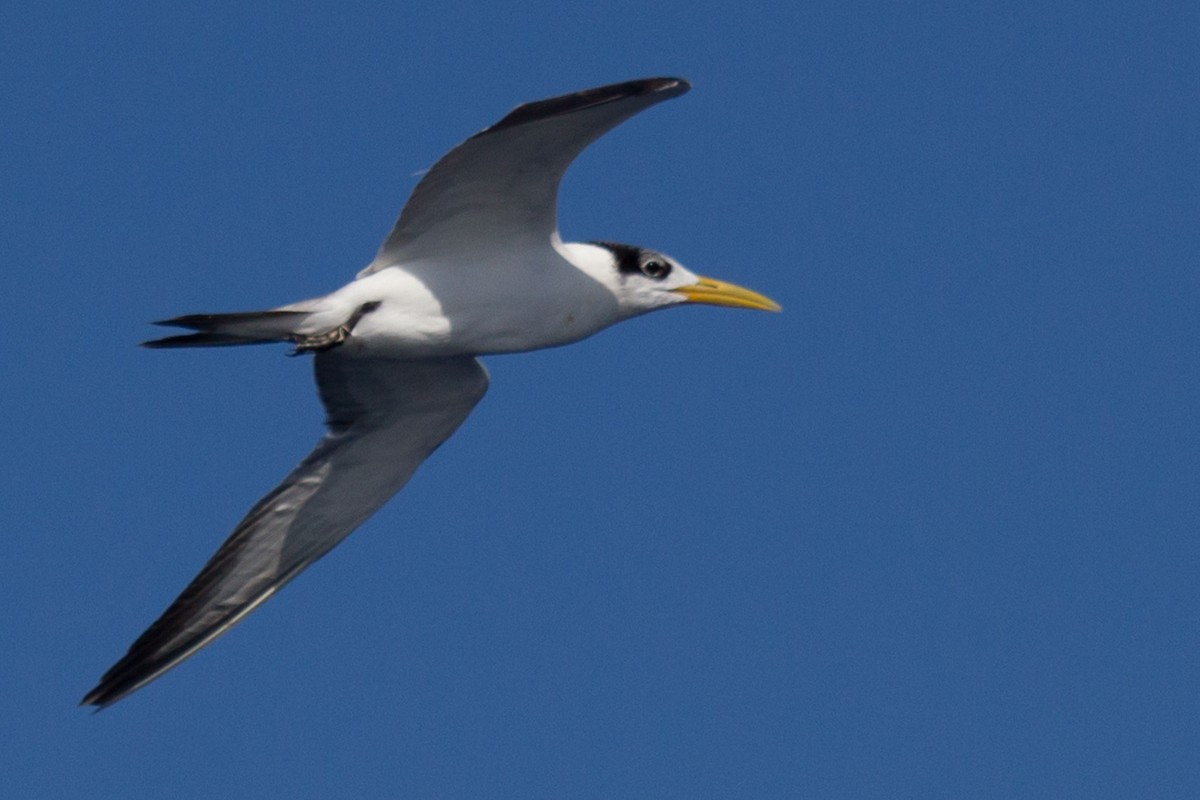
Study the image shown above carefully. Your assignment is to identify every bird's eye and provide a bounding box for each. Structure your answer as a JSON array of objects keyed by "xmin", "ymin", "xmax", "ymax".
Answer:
[{"xmin": 640, "ymin": 259, "xmax": 671, "ymax": 280}]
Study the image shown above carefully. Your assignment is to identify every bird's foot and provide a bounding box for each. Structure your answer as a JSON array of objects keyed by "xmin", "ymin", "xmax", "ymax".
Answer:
[{"xmin": 289, "ymin": 302, "xmax": 381, "ymax": 356}]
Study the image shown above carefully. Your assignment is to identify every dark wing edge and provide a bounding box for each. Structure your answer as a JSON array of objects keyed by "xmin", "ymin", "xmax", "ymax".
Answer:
[
  {"xmin": 478, "ymin": 77, "xmax": 690, "ymax": 138},
  {"xmin": 81, "ymin": 355, "xmax": 489, "ymax": 708},
  {"xmin": 363, "ymin": 77, "xmax": 691, "ymax": 273}
]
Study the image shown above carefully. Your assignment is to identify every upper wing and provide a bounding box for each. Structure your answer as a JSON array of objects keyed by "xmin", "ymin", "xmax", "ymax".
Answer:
[
  {"xmin": 82, "ymin": 354, "xmax": 489, "ymax": 708},
  {"xmin": 360, "ymin": 77, "xmax": 690, "ymax": 274}
]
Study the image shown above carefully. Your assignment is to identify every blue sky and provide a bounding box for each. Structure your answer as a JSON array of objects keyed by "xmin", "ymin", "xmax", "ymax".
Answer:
[{"xmin": 3, "ymin": 1, "xmax": 1197, "ymax": 797}]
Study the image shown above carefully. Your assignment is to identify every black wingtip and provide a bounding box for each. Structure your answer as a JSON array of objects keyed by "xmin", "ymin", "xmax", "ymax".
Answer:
[
  {"xmin": 79, "ymin": 687, "xmax": 110, "ymax": 711},
  {"xmin": 483, "ymin": 76, "xmax": 691, "ymax": 136},
  {"xmin": 80, "ymin": 652, "xmax": 170, "ymax": 709}
]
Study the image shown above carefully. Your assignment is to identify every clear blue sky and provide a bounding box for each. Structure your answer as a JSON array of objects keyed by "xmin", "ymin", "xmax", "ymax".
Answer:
[{"xmin": 3, "ymin": 1, "xmax": 1196, "ymax": 797}]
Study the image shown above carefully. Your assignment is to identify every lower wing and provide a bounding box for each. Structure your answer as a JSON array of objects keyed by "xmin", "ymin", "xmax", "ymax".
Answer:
[{"xmin": 83, "ymin": 354, "xmax": 489, "ymax": 708}]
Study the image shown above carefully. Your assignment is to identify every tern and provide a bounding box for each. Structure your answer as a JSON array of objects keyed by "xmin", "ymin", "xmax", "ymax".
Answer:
[{"xmin": 83, "ymin": 77, "xmax": 779, "ymax": 708}]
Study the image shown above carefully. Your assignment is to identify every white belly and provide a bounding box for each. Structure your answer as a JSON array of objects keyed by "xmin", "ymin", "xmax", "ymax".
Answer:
[{"xmin": 302, "ymin": 251, "xmax": 621, "ymax": 358}]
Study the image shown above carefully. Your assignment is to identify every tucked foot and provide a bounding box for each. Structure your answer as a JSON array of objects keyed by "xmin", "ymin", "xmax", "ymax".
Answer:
[{"xmin": 290, "ymin": 302, "xmax": 381, "ymax": 355}]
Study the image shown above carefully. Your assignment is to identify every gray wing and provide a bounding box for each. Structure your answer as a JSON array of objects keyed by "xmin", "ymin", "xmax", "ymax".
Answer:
[
  {"xmin": 82, "ymin": 354, "xmax": 489, "ymax": 708},
  {"xmin": 361, "ymin": 77, "xmax": 690, "ymax": 273}
]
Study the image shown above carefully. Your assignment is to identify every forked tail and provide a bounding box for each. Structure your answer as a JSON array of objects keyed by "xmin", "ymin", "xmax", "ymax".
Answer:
[
  {"xmin": 143, "ymin": 302, "xmax": 380, "ymax": 352},
  {"xmin": 142, "ymin": 310, "xmax": 308, "ymax": 349}
]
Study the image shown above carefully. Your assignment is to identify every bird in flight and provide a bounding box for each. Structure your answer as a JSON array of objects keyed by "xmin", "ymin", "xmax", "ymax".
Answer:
[{"xmin": 83, "ymin": 77, "xmax": 779, "ymax": 708}]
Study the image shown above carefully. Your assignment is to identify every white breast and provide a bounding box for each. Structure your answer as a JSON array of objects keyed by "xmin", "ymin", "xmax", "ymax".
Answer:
[{"xmin": 303, "ymin": 242, "xmax": 623, "ymax": 358}]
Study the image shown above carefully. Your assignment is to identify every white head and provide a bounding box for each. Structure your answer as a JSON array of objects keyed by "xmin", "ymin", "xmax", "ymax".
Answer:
[{"xmin": 560, "ymin": 241, "xmax": 781, "ymax": 320}]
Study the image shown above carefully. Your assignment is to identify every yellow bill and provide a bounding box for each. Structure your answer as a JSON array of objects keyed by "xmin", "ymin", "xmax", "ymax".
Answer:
[{"xmin": 672, "ymin": 277, "xmax": 782, "ymax": 312}]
